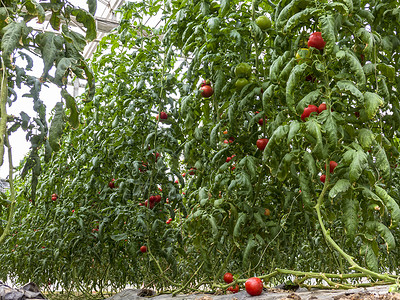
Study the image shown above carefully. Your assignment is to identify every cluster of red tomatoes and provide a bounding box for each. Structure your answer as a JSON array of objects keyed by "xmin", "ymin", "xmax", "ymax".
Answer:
[{"xmin": 223, "ymin": 272, "xmax": 264, "ymax": 296}]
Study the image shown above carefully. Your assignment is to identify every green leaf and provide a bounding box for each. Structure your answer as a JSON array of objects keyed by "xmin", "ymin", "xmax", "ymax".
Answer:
[
  {"xmin": 49, "ymin": 102, "xmax": 65, "ymax": 152},
  {"xmin": 61, "ymin": 89, "xmax": 79, "ymax": 128},
  {"xmin": 358, "ymin": 128, "xmax": 375, "ymax": 150},
  {"xmin": 375, "ymin": 186, "xmax": 400, "ymax": 228},
  {"xmin": 276, "ymin": 0, "xmax": 308, "ymax": 31},
  {"xmin": 287, "ymin": 120, "xmax": 301, "ymax": 143},
  {"xmin": 305, "ymin": 119, "xmax": 323, "ymax": 158},
  {"xmin": 377, "ymin": 63, "xmax": 395, "ymax": 82},
  {"xmin": 284, "ymin": 8, "xmax": 319, "ymax": 33},
  {"xmin": 36, "ymin": 32, "xmax": 64, "ymax": 80},
  {"xmin": 219, "ymin": 0, "xmax": 230, "ymax": 17},
  {"xmin": 71, "ymin": 8, "xmax": 96, "ymax": 41},
  {"xmin": 302, "ymin": 151, "xmax": 316, "ymax": 178},
  {"xmin": 210, "ymin": 122, "xmax": 220, "ymax": 148},
  {"xmin": 375, "ymin": 145, "xmax": 390, "ymax": 181},
  {"xmin": 207, "ymin": 17, "xmax": 220, "ymax": 32},
  {"xmin": 277, "ymin": 153, "xmax": 294, "ymax": 181},
  {"xmin": 364, "ymin": 243, "xmax": 379, "ymax": 272},
  {"xmin": 242, "ymin": 235, "xmax": 257, "ymax": 266},
  {"xmin": 264, "ymin": 125, "xmax": 289, "ymax": 155},
  {"xmin": 329, "ymin": 179, "xmax": 352, "ymax": 198},
  {"xmin": 320, "ymin": 15, "xmax": 336, "ymax": 56},
  {"xmin": 1, "ymin": 22, "xmax": 27, "ymax": 68},
  {"xmin": 270, "ymin": 51, "xmax": 290, "ymax": 83},
  {"xmin": 25, "ymin": 0, "xmax": 46, "ymax": 23},
  {"xmin": 279, "ymin": 58, "xmax": 296, "ymax": 82},
  {"xmin": 356, "ymin": 28, "xmax": 373, "ymax": 56},
  {"xmin": 324, "ymin": 114, "xmax": 338, "ymax": 149},
  {"xmin": 364, "ymin": 92, "xmax": 383, "ymax": 119},
  {"xmin": 366, "ymin": 221, "xmax": 395, "ymax": 252},
  {"xmin": 233, "ymin": 213, "xmax": 246, "ymax": 239},
  {"xmin": 336, "ymin": 50, "xmax": 365, "ymax": 87},
  {"xmin": 349, "ymin": 150, "xmax": 368, "ymax": 183},
  {"xmin": 327, "ymin": 1, "xmax": 350, "ymax": 14},
  {"xmin": 286, "ymin": 63, "xmax": 308, "ymax": 113},
  {"xmin": 87, "ymin": 0, "xmax": 97, "ymax": 15},
  {"xmin": 208, "ymin": 215, "xmax": 218, "ymax": 239},
  {"xmin": 299, "ymin": 171, "xmax": 313, "ymax": 209},
  {"xmin": 336, "ymin": 80, "xmax": 364, "ymax": 102},
  {"xmin": 244, "ymin": 156, "xmax": 257, "ymax": 180},
  {"xmin": 54, "ymin": 57, "xmax": 76, "ymax": 86},
  {"xmin": 343, "ymin": 197, "xmax": 358, "ymax": 239}
]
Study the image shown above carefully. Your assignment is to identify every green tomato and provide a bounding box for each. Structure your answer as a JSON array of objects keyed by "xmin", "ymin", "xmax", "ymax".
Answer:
[
  {"xmin": 235, "ymin": 78, "xmax": 249, "ymax": 91},
  {"xmin": 255, "ymin": 16, "xmax": 271, "ymax": 30},
  {"xmin": 234, "ymin": 63, "xmax": 252, "ymax": 78}
]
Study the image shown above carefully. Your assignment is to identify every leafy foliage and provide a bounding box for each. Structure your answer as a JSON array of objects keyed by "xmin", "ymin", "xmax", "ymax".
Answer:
[{"xmin": 1, "ymin": 0, "xmax": 400, "ymax": 295}]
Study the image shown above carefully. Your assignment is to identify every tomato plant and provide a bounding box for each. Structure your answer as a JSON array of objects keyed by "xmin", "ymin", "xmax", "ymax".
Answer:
[{"xmin": 2, "ymin": 0, "xmax": 400, "ymax": 296}]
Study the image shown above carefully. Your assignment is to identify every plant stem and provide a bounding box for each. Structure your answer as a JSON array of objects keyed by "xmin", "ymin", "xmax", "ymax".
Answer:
[
  {"xmin": 0, "ymin": 58, "xmax": 8, "ymax": 166},
  {"xmin": 172, "ymin": 261, "xmax": 205, "ymax": 296},
  {"xmin": 0, "ymin": 135, "xmax": 16, "ymax": 244}
]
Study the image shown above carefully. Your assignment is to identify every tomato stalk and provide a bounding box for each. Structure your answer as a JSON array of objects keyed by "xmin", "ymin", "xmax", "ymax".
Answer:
[
  {"xmin": 148, "ymin": 250, "xmax": 181, "ymax": 287},
  {"xmin": 0, "ymin": 58, "xmax": 8, "ymax": 166},
  {"xmin": 0, "ymin": 135, "xmax": 16, "ymax": 245},
  {"xmin": 172, "ymin": 261, "xmax": 205, "ymax": 296},
  {"xmin": 212, "ymin": 246, "xmax": 235, "ymax": 287}
]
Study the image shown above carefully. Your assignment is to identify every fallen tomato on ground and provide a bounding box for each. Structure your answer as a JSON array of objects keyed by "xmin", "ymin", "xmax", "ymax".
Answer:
[
  {"xmin": 227, "ymin": 284, "xmax": 239, "ymax": 293},
  {"xmin": 245, "ymin": 277, "xmax": 263, "ymax": 296}
]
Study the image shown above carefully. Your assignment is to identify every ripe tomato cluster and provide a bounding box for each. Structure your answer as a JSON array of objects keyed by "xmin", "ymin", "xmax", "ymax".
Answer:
[
  {"xmin": 301, "ymin": 103, "xmax": 327, "ymax": 121},
  {"xmin": 51, "ymin": 193, "xmax": 58, "ymax": 201},
  {"xmin": 320, "ymin": 161, "xmax": 338, "ymax": 183},
  {"xmin": 156, "ymin": 111, "xmax": 168, "ymax": 121}
]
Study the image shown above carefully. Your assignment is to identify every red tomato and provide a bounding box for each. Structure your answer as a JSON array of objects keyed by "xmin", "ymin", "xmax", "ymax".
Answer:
[
  {"xmin": 245, "ymin": 277, "xmax": 263, "ymax": 296},
  {"xmin": 155, "ymin": 195, "xmax": 162, "ymax": 203},
  {"xmin": 223, "ymin": 140, "xmax": 229, "ymax": 144},
  {"xmin": 51, "ymin": 196, "xmax": 57, "ymax": 201},
  {"xmin": 301, "ymin": 105, "xmax": 318, "ymax": 121},
  {"xmin": 140, "ymin": 245, "xmax": 147, "ymax": 253},
  {"xmin": 51, "ymin": 193, "xmax": 58, "ymax": 198},
  {"xmin": 149, "ymin": 196, "xmax": 157, "ymax": 203},
  {"xmin": 160, "ymin": 111, "xmax": 168, "ymax": 119},
  {"xmin": 258, "ymin": 117, "xmax": 267, "ymax": 126},
  {"xmin": 328, "ymin": 161, "xmax": 338, "ymax": 173},
  {"xmin": 226, "ymin": 156, "xmax": 232, "ymax": 163},
  {"xmin": 227, "ymin": 284, "xmax": 239, "ymax": 293},
  {"xmin": 318, "ymin": 103, "xmax": 327, "ymax": 114},
  {"xmin": 189, "ymin": 168, "xmax": 196, "ymax": 175},
  {"xmin": 320, "ymin": 174, "xmax": 326, "ymax": 183},
  {"xmin": 308, "ymin": 32, "xmax": 326, "ymax": 50},
  {"xmin": 200, "ymin": 84, "xmax": 214, "ymax": 98},
  {"xmin": 256, "ymin": 138, "xmax": 269, "ymax": 151},
  {"xmin": 223, "ymin": 272, "xmax": 234, "ymax": 284},
  {"xmin": 108, "ymin": 179, "xmax": 116, "ymax": 189}
]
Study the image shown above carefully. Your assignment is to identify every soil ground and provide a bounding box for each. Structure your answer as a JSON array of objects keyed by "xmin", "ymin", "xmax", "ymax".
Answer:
[{"xmin": 105, "ymin": 286, "xmax": 400, "ymax": 300}]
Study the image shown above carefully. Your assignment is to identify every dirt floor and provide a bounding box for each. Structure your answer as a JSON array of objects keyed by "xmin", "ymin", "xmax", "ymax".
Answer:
[{"xmin": 105, "ymin": 285, "xmax": 400, "ymax": 300}]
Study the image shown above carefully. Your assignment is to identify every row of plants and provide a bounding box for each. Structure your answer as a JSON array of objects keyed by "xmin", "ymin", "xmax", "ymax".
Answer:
[{"xmin": 1, "ymin": 0, "xmax": 400, "ymax": 296}]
